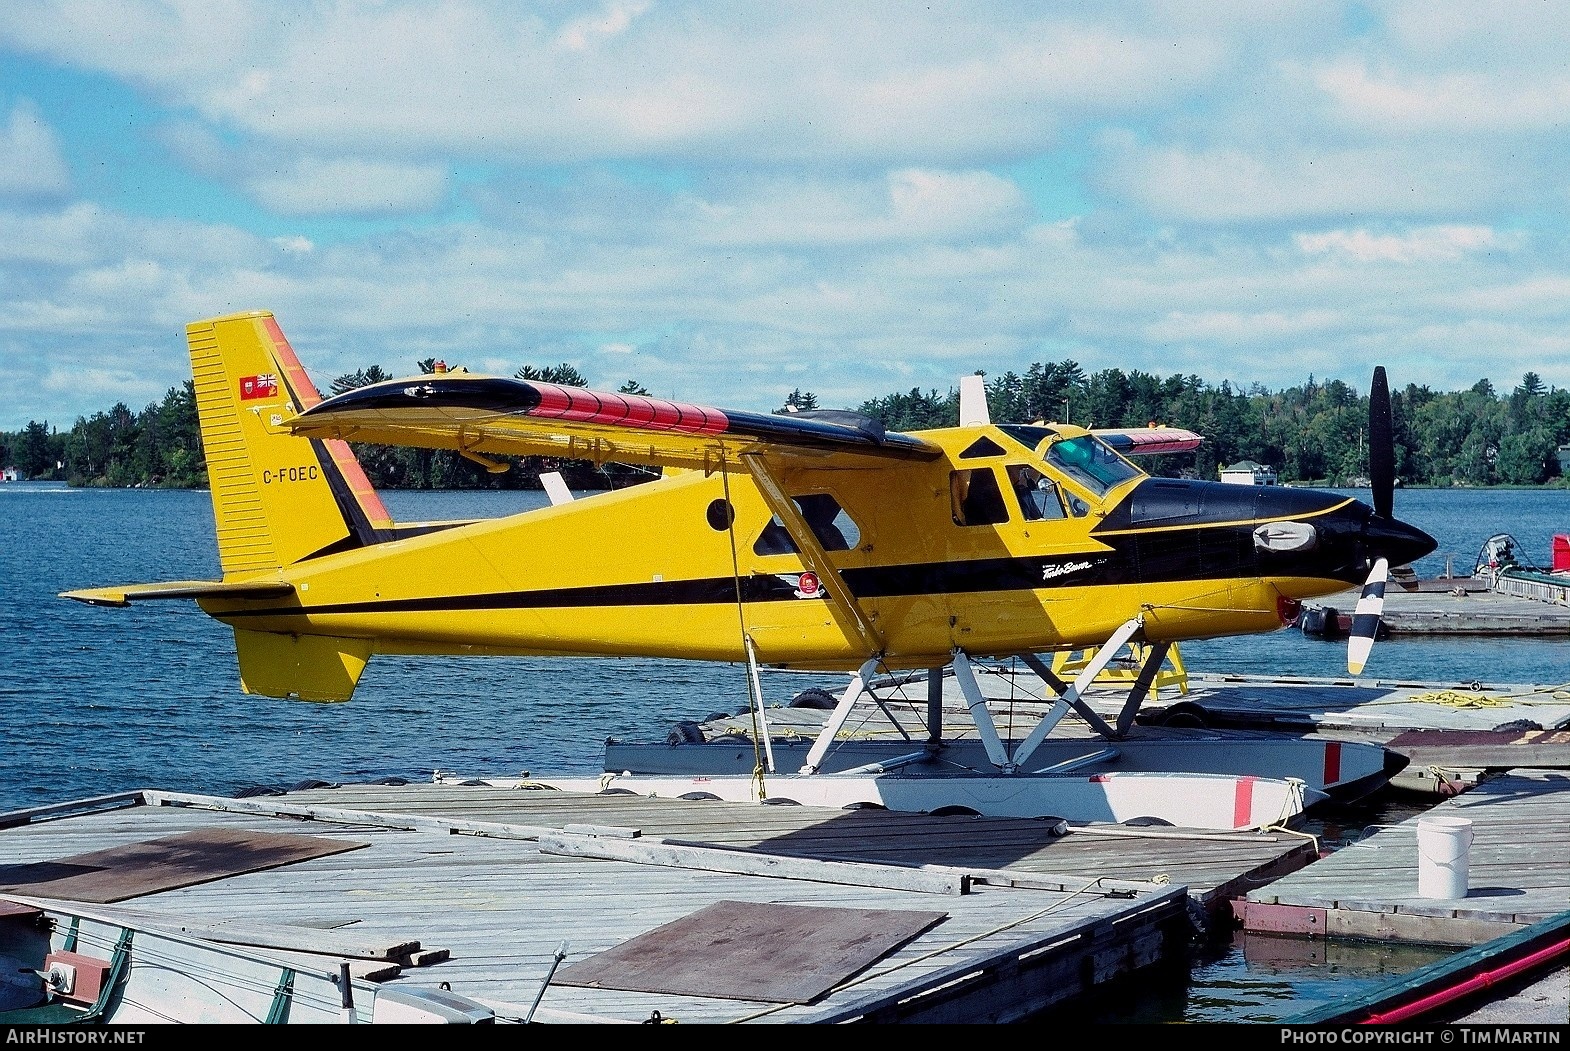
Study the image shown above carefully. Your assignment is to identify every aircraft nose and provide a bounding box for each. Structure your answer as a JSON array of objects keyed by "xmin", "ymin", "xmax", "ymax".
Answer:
[
  {"xmin": 1365, "ymin": 513, "xmax": 1437, "ymax": 570},
  {"xmin": 1247, "ymin": 486, "xmax": 1436, "ymax": 583}
]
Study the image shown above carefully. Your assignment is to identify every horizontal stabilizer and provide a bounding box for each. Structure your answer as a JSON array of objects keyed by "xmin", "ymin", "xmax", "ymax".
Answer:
[
  {"xmin": 60, "ymin": 579, "xmax": 295, "ymax": 608},
  {"xmin": 1093, "ymin": 427, "xmax": 1203, "ymax": 456}
]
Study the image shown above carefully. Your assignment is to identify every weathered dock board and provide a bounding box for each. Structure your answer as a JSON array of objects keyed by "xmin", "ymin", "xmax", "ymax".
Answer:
[
  {"xmin": 1304, "ymin": 584, "xmax": 1570, "ymax": 636},
  {"xmin": 0, "ymin": 783, "xmax": 1316, "ymax": 1024},
  {"xmin": 1145, "ymin": 672, "xmax": 1570, "ymax": 734},
  {"xmin": 1238, "ymin": 770, "xmax": 1570, "ymax": 947},
  {"xmin": 0, "ymin": 782, "xmax": 1325, "ymax": 1018}
]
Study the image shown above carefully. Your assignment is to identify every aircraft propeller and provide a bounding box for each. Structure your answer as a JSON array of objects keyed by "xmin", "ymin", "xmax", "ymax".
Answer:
[{"xmin": 1347, "ymin": 366, "xmax": 1395, "ymax": 675}]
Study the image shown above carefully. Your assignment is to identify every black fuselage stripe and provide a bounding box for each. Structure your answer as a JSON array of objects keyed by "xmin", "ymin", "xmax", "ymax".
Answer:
[{"xmin": 217, "ymin": 523, "xmax": 1365, "ymax": 619}]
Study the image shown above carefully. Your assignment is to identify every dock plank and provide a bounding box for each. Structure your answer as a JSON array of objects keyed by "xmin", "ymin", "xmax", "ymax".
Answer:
[
  {"xmin": 1241, "ymin": 770, "xmax": 1570, "ymax": 946},
  {"xmin": 0, "ymin": 783, "xmax": 1314, "ymax": 1023}
]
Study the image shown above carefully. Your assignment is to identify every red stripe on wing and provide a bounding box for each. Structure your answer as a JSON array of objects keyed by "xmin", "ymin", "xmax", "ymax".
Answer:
[
  {"xmin": 527, "ymin": 383, "xmax": 729, "ymax": 435},
  {"xmin": 1119, "ymin": 428, "xmax": 1203, "ymax": 454}
]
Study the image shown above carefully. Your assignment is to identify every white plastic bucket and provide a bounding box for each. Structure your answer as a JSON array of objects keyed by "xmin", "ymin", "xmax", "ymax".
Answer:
[{"xmin": 1417, "ymin": 815, "xmax": 1473, "ymax": 898}]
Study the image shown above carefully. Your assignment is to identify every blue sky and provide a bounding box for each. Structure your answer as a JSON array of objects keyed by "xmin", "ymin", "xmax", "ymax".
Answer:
[{"xmin": 4, "ymin": 1, "xmax": 1570, "ymax": 431}]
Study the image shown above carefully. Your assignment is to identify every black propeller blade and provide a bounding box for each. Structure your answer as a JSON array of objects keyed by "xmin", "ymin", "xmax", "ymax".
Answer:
[
  {"xmin": 1369, "ymin": 366, "xmax": 1394, "ymax": 519},
  {"xmin": 1349, "ymin": 365, "xmax": 1396, "ymax": 674}
]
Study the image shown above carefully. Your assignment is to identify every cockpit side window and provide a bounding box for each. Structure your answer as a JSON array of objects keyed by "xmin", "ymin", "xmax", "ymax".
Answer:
[
  {"xmin": 754, "ymin": 493, "xmax": 862, "ymax": 555},
  {"xmin": 950, "ymin": 468, "xmax": 1010, "ymax": 526},
  {"xmin": 1044, "ymin": 435, "xmax": 1140, "ymax": 498},
  {"xmin": 1006, "ymin": 464, "xmax": 1067, "ymax": 521}
]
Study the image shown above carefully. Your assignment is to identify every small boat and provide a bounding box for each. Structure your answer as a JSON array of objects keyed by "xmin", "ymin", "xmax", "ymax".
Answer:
[{"xmin": 1475, "ymin": 532, "xmax": 1570, "ymax": 605}]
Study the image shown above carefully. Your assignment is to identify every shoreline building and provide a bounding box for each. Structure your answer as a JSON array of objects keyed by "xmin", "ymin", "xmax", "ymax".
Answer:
[{"xmin": 1220, "ymin": 460, "xmax": 1278, "ymax": 486}]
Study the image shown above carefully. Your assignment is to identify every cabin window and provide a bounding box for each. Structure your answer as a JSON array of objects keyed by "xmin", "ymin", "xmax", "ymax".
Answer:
[
  {"xmin": 1043, "ymin": 435, "xmax": 1140, "ymax": 498},
  {"xmin": 705, "ymin": 499, "xmax": 735, "ymax": 531},
  {"xmin": 1006, "ymin": 464, "xmax": 1067, "ymax": 521},
  {"xmin": 997, "ymin": 424, "xmax": 1056, "ymax": 453},
  {"xmin": 959, "ymin": 436, "xmax": 1006, "ymax": 459},
  {"xmin": 950, "ymin": 468, "xmax": 1010, "ymax": 526},
  {"xmin": 753, "ymin": 493, "xmax": 862, "ymax": 555}
]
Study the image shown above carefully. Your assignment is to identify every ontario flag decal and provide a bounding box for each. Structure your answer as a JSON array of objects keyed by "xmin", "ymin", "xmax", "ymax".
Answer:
[{"xmin": 240, "ymin": 373, "xmax": 280, "ymax": 401}]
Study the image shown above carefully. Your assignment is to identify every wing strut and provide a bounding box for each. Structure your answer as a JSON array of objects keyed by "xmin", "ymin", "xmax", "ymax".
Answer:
[
  {"xmin": 1016, "ymin": 653, "xmax": 1120, "ymax": 739},
  {"xmin": 740, "ymin": 451, "xmax": 883, "ymax": 656},
  {"xmin": 798, "ymin": 657, "xmax": 883, "ymax": 775},
  {"xmin": 952, "ymin": 650, "xmax": 1013, "ymax": 770},
  {"xmin": 1112, "ymin": 640, "xmax": 1171, "ymax": 736},
  {"xmin": 1007, "ymin": 616, "xmax": 1145, "ymax": 769},
  {"xmin": 743, "ymin": 635, "xmax": 777, "ymax": 775}
]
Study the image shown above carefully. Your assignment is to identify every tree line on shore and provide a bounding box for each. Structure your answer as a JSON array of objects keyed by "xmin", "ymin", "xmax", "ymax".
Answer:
[{"xmin": 4, "ymin": 359, "xmax": 1567, "ymax": 491}]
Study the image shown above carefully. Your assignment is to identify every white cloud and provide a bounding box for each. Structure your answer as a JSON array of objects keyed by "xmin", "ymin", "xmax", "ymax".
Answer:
[
  {"xmin": 1099, "ymin": 135, "xmax": 1502, "ymax": 222},
  {"xmin": 555, "ymin": 0, "xmax": 650, "ymax": 52},
  {"xmin": 1315, "ymin": 60, "xmax": 1570, "ymax": 133},
  {"xmin": 9, "ymin": 3, "xmax": 1570, "ymax": 428},
  {"xmin": 0, "ymin": 99, "xmax": 70, "ymax": 199},
  {"xmin": 1145, "ymin": 309, "xmax": 1341, "ymax": 344},
  {"xmin": 1450, "ymin": 275, "xmax": 1570, "ymax": 316},
  {"xmin": 684, "ymin": 169, "xmax": 1029, "ymax": 247},
  {"xmin": 1380, "ymin": 0, "xmax": 1570, "ymax": 64},
  {"xmin": 0, "ymin": 2, "xmax": 1221, "ymax": 165},
  {"xmin": 244, "ymin": 157, "xmax": 448, "ymax": 217},
  {"xmin": 1295, "ymin": 226, "xmax": 1507, "ymax": 264},
  {"xmin": 5, "ymin": 192, "xmax": 1570, "ymax": 430}
]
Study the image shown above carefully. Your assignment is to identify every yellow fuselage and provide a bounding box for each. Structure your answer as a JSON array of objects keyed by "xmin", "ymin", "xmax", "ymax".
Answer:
[{"xmin": 198, "ymin": 425, "xmax": 1359, "ymax": 672}]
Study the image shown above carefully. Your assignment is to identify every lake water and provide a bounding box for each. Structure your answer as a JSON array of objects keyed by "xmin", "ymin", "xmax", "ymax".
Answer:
[{"xmin": 4, "ymin": 480, "xmax": 1569, "ymax": 1023}]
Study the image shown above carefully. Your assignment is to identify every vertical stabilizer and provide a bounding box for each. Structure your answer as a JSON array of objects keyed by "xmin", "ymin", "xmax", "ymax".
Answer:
[{"xmin": 188, "ymin": 311, "xmax": 393, "ymax": 575}]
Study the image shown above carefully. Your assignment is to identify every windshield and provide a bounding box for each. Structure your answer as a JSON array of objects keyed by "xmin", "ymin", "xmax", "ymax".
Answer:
[{"xmin": 1043, "ymin": 435, "xmax": 1141, "ymax": 498}]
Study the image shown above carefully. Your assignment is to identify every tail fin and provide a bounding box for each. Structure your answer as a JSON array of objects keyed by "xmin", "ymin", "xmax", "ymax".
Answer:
[{"xmin": 188, "ymin": 311, "xmax": 394, "ymax": 575}]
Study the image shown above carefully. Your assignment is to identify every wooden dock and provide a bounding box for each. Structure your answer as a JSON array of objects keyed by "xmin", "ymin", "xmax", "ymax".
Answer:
[
  {"xmin": 0, "ymin": 783, "xmax": 1318, "ymax": 1024},
  {"xmin": 1303, "ymin": 581, "xmax": 1570, "ymax": 636},
  {"xmin": 1237, "ymin": 770, "xmax": 1570, "ymax": 947}
]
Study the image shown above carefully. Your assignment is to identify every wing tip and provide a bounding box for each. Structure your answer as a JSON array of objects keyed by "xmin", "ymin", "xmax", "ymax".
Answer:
[{"xmin": 59, "ymin": 587, "xmax": 130, "ymax": 608}]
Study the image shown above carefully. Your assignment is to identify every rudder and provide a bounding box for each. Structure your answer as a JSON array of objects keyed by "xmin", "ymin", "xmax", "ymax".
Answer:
[{"xmin": 188, "ymin": 311, "xmax": 393, "ymax": 575}]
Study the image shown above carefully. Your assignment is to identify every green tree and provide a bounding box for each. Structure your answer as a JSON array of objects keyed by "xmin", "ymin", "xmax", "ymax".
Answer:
[
  {"xmin": 1496, "ymin": 427, "xmax": 1557, "ymax": 484},
  {"xmin": 516, "ymin": 363, "xmax": 589, "ymax": 386},
  {"xmin": 857, "ymin": 387, "xmax": 957, "ymax": 430},
  {"xmin": 19, "ymin": 421, "xmax": 54, "ymax": 478},
  {"xmin": 330, "ymin": 365, "xmax": 392, "ymax": 395},
  {"xmin": 781, "ymin": 388, "xmax": 819, "ymax": 412}
]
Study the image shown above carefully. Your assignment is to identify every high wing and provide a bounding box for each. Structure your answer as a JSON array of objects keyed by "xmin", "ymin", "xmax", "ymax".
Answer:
[
  {"xmin": 1091, "ymin": 427, "xmax": 1203, "ymax": 457},
  {"xmin": 287, "ymin": 374, "xmax": 943, "ymax": 471}
]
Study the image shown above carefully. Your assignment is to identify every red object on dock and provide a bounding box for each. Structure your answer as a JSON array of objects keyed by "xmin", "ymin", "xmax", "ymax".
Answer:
[{"xmin": 1553, "ymin": 534, "xmax": 1570, "ymax": 572}]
